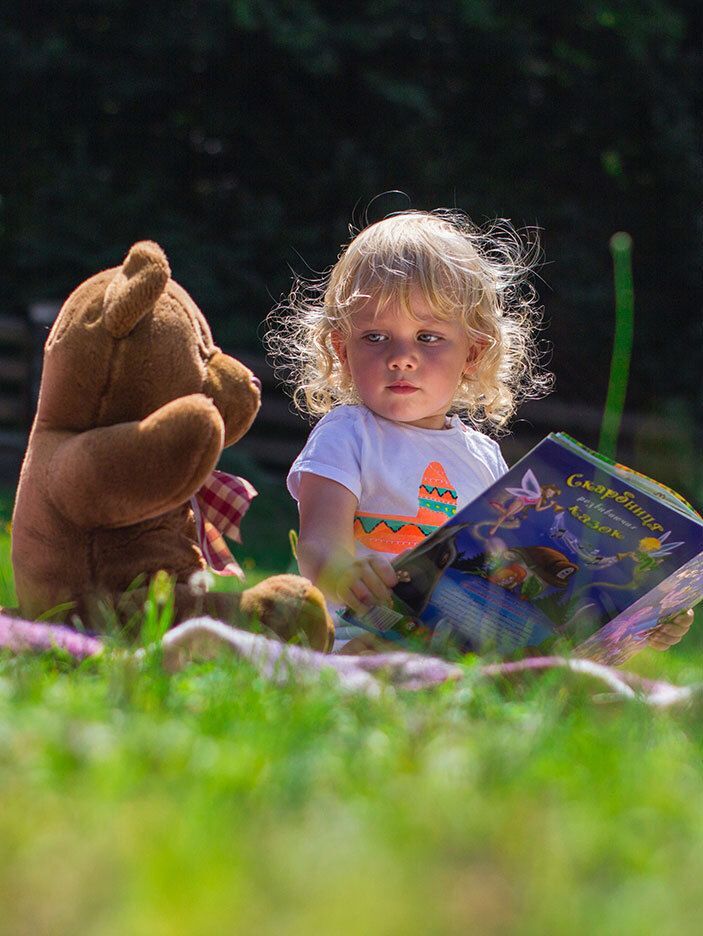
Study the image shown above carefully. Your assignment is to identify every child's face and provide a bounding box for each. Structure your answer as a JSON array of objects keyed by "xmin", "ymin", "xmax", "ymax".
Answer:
[{"xmin": 332, "ymin": 291, "xmax": 480, "ymax": 430}]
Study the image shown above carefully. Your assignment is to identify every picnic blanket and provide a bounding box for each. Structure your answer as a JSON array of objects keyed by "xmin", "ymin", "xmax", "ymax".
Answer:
[{"xmin": 0, "ymin": 612, "xmax": 697, "ymax": 707}]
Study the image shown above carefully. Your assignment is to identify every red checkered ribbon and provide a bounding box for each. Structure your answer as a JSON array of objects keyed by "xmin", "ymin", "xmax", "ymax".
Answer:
[{"xmin": 191, "ymin": 470, "xmax": 258, "ymax": 579}]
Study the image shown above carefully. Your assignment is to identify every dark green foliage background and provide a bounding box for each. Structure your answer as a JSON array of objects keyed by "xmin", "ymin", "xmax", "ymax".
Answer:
[{"xmin": 1, "ymin": 0, "xmax": 701, "ymax": 410}]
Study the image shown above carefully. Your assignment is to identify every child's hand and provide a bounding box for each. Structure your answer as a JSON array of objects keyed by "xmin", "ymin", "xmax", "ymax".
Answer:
[
  {"xmin": 647, "ymin": 609, "xmax": 694, "ymax": 651},
  {"xmin": 339, "ymin": 632, "xmax": 401, "ymax": 655},
  {"xmin": 335, "ymin": 556, "xmax": 398, "ymax": 615}
]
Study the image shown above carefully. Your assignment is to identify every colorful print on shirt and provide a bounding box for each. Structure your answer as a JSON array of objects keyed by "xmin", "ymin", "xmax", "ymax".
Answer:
[{"xmin": 354, "ymin": 462, "xmax": 458, "ymax": 554}]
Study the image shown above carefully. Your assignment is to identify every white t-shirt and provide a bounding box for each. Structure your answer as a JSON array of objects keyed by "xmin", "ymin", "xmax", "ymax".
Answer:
[{"xmin": 287, "ymin": 404, "xmax": 509, "ymax": 647}]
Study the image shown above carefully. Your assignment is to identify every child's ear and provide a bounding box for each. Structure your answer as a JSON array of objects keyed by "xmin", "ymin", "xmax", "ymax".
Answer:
[
  {"xmin": 331, "ymin": 331, "xmax": 348, "ymax": 366},
  {"xmin": 463, "ymin": 337, "xmax": 488, "ymax": 376}
]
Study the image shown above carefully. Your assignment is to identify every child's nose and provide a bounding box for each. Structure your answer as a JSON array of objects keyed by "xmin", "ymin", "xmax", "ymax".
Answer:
[{"xmin": 387, "ymin": 341, "xmax": 417, "ymax": 369}]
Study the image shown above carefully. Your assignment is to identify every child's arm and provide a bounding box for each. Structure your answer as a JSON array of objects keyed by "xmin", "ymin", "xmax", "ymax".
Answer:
[{"xmin": 296, "ymin": 473, "xmax": 398, "ymax": 615}]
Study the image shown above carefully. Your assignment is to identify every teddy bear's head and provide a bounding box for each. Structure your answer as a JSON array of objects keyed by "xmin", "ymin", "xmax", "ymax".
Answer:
[{"xmin": 36, "ymin": 241, "xmax": 260, "ymax": 446}]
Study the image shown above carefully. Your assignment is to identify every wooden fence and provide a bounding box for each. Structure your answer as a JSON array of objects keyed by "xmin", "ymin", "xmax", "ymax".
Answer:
[
  {"xmin": 0, "ymin": 315, "xmax": 31, "ymax": 426},
  {"xmin": 0, "ymin": 313, "xmax": 34, "ymax": 483},
  {"xmin": 0, "ymin": 309, "xmax": 698, "ymax": 495}
]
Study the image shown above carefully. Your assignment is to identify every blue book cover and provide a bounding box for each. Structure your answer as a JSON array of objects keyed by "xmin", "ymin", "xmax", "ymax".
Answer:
[{"xmin": 343, "ymin": 433, "xmax": 703, "ymax": 663}]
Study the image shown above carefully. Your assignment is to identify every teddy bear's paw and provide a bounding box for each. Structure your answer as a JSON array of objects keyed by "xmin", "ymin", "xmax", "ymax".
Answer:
[{"xmin": 239, "ymin": 574, "xmax": 335, "ymax": 653}]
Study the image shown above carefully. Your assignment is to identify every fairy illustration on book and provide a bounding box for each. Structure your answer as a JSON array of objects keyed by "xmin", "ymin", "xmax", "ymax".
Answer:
[
  {"xmin": 488, "ymin": 469, "xmax": 563, "ymax": 535},
  {"xmin": 628, "ymin": 532, "xmax": 685, "ymax": 572}
]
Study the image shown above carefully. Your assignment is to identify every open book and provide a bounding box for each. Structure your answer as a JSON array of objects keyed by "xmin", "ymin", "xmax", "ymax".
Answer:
[{"xmin": 341, "ymin": 433, "xmax": 703, "ymax": 664}]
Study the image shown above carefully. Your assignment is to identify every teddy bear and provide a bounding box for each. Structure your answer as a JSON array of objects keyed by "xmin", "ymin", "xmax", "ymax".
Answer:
[{"xmin": 11, "ymin": 240, "xmax": 334, "ymax": 651}]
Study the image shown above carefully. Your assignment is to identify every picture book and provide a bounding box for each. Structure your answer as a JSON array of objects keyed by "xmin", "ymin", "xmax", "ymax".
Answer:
[{"xmin": 341, "ymin": 433, "xmax": 703, "ymax": 664}]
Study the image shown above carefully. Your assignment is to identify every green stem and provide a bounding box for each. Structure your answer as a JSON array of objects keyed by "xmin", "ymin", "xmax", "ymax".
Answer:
[{"xmin": 598, "ymin": 232, "xmax": 634, "ymax": 460}]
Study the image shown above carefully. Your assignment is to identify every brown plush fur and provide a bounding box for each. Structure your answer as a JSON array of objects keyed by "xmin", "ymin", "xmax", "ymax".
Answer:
[{"xmin": 11, "ymin": 241, "xmax": 334, "ymax": 651}]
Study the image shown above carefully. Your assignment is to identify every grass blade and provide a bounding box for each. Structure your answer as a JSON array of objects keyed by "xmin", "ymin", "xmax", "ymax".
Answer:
[{"xmin": 599, "ymin": 232, "xmax": 634, "ymax": 459}]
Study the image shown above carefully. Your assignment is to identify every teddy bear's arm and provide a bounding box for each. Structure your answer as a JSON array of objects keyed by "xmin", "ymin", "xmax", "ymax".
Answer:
[{"xmin": 48, "ymin": 394, "xmax": 224, "ymax": 529}]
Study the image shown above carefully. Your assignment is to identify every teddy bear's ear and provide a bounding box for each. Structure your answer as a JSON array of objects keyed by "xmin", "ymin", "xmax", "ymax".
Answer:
[{"xmin": 102, "ymin": 241, "xmax": 171, "ymax": 338}]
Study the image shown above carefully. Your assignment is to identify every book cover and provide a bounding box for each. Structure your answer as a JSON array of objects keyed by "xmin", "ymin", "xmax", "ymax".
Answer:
[{"xmin": 342, "ymin": 433, "xmax": 703, "ymax": 663}]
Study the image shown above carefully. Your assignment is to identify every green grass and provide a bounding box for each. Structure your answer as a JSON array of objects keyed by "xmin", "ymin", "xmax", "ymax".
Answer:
[
  {"xmin": 3, "ymin": 477, "xmax": 703, "ymax": 933},
  {"xmin": 2, "ymin": 628, "xmax": 703, "ymax": 933},
  {"xmin": 0, "ymin": 487, "xmax": 15, "ymax": 609}
]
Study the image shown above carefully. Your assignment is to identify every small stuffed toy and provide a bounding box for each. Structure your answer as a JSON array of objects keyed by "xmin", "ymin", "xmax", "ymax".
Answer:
[{"xmin": 11, "ymin": 241, "xmax": 334, "ymax": 651}]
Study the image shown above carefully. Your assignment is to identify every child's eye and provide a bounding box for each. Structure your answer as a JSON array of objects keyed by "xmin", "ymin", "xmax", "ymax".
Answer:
[
  {"xmin": 362, "ymin": 333, "xmax": 387, "ymax": 343},
  {"xmin": 418, "ymin": 333, "xmax": 442, "ymax": 344}
]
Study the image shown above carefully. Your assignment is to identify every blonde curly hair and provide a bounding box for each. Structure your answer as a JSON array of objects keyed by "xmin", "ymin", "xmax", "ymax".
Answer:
[{"xmin": 265, "ymin": 209, "xmax": 551, "ymax": 431}]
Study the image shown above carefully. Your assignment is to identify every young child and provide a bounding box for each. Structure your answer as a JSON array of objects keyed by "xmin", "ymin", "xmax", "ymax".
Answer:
[{"xmin": 267, "ymin": 210, "xmax": 692, "ymax": 653}]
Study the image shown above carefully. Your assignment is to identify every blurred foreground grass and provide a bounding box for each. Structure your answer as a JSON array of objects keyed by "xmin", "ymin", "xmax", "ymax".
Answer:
[
  {"xmin": 2, "ymin": 623, "xmax": 703, "ymax": 934},
  {"xmin": 2, "ymin": 474, "xmax": 703, "ymax": 933}
]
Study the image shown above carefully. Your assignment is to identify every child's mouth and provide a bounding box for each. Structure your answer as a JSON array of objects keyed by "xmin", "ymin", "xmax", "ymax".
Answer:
[{"xmin": 388, "ymin": 383, "xmax": 419, "ymax": 394}]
